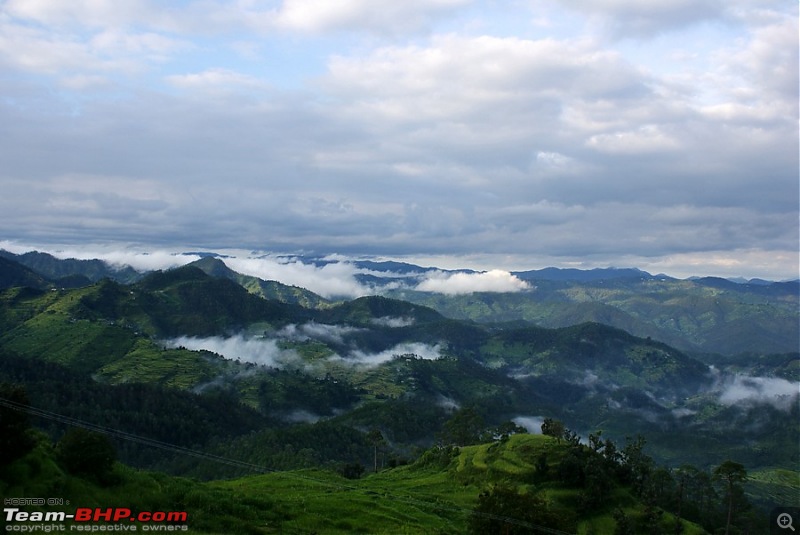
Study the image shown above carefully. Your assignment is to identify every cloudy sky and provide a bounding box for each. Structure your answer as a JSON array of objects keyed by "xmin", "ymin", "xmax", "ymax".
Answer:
[{"xmin": 0, "ymin": 0, "xmax": 797, "ymax": 279}]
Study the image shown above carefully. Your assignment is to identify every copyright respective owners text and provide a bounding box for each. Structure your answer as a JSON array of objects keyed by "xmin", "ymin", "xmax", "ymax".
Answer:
[{"xmin": 3, "ymin": 498, "xmax": 189, "ymax": 532}]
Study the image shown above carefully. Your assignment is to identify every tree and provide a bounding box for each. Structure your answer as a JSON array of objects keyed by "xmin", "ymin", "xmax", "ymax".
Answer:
[
  {"xmin": 439, "ymin": 406, "xmax": 485, "ymax": 446},
  {"xmin": 487, "ymin": 420, "xmax": 527, "ymax": 441},
  {"xmin": 469, "ymin": 485, "xmax": 574, "ymax": 534},
  {"xmin": 672, "ymin": 464, "xmax": 699, "ymax": 535},
  {"xmin": 339, "ymin": 462, "xmax": 365, "ymax": 479},
  {"xmin": 0, "ymin": 383, "xmax": 35, "ymax": 466},
  {"xmin": 56, "ymin": 428, "xmax": 116, "ymax": 484},
  {"xmin": 712, "ymin": 460, "xmax": 747, "ymax": 535},
  {"xmin": 540, "ymin": 418, "xmax": 565, "ymax": 441},
  {"xmin": 366, "ymin": 428, "xmax": 385, "ymax": 473},
  {"xmin": 612, "ymin": 507, "xmax": 635, "ymax": 535},
  {"xmin": 620, "ymin": 435, "xmax": 653, "ymax": 496}
]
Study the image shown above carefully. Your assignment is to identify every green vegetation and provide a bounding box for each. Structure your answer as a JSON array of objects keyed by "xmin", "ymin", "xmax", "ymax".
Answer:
[
  {"xmin": 387, "ymin": 278, "xmax": 799, "ymax": 355},
  {"xmin": 0, "ymin": 257, "xmax": 796, "ymax": 533},
  {"xmin": 5, "ymin": 422, "xmax": 767, "ymax": 534}
]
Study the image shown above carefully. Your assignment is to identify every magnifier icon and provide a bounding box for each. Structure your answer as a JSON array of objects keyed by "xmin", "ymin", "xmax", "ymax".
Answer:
[{"xmin": 778, "ymin": 513, "xmax": 795, "ymax": 531}]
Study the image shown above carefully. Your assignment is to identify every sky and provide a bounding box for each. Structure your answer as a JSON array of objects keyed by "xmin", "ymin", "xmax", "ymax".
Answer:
[{"xmin": 0, "ymin": 0, "xmax": 798, "ymax": 280}]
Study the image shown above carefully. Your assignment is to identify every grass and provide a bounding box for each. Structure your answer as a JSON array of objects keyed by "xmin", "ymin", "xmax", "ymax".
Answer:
[
  {"xmin": 748, "ymin": 468, "xmax": 800, "ymax": 509},
  {"xmin": 3, "ymin": 432, "xmax": 716, "ymax": 534},
  {"xmin": 95, "ymin": 340, "xmax": 224, "ymax": 389}
]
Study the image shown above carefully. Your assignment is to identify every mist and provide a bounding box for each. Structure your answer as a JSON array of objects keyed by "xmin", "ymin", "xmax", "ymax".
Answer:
[
  {"xmin": 168, "ymin": 335, "xmax": 300, "ymax": 368},
  {"xmin": 335, "ymin": 342, "xmax": 444, "ymax": 368},
  {"xmin": 370, "ymin": 316, "xmax": 416, "ymax": 328},
  {"xmin": 716, "ymin": 374, "xmax": 799, "ymax": 411},
  {"xmin": 277, "ymin": 322, "xmax": 363, "ymax": 345},
  {"xmin": 221, "ymin": 255, "xmax": 370, "ymax": 299},
  {"xmin": 512, "ymin": 416, "xmax": 545, "ymax": 435}
]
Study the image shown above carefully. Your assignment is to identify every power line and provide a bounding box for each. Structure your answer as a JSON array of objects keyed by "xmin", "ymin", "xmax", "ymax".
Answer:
[{"xmin": 0, "ymin": 396, "xmax": 575, "ymax": 535}]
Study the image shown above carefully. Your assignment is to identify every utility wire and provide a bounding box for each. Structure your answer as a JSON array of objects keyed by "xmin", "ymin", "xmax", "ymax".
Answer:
[{"xmin": 0, "ymin": 396, "xmax": 575, "ymax": 535}]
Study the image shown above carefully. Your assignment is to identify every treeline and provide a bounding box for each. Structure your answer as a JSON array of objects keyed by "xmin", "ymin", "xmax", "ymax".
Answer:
[
  {"xmin": 536, "ymin": 418, "xmax": 767, "ymax": 535},
  {"xmin": 0, "ymin": 351, "xmax": 383, "ymax": 477},
  {"xmin": 0, "ymin": 351, "xmax": 270, "ymax": 471},
  {"xmin": 412, "ymin": 408, "xmax": 766, "ymax": 534}
]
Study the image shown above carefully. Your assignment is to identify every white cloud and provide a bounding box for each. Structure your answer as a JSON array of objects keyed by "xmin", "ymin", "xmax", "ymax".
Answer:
[
  {"xmin": 717, "ymin": 375, "xmax": 799, "ymax": 412},
  {"xmin": 278, "ymin": 322, "xmax": 363, "ymax": 344},
  {"xmin": 273, "ymin": 0, "xmax": 471, "ymax": 34},
  {"xmin": 337, "ymin": 342, "xmax": 443, "ymax": 367},
  {"xmin": 0, "ymin": 0, "xmax": 795, "ymax": 281},
  {"xmin": 587, "ymin": 125, "xmax": 681, "ymax": 154},
  {"xmin": 370, "ymin": 316, "xmax": 415, "ymax": 328},
  {"xmin": 3, "ymin": 0, "xmax": 152, "ymax": 29},
  {"xmin": 168, "ymin": 335, "xmax": 300, "ymax": 368},
  {"xmin": 0, "ymin": 242, "xmax": 199, "ymax": 273},
  {"xmin": 222, "ymin": 256, "xmax": 370, "ymax": 299},
  {"xmin": 166, "ymin": 68, "xmax": 268, "ymax": 92},
  {"xmin": 0, "ymin": 14, "xmax": 187, "ymax": 77},
  {"xmin": 512, "ymin": 416, "xmax": 545, "ymax": 435},
  {"xmin": 415, "ymin": 270, "xmax": 530, "ymax": 295},
  {"xmin": 554, "ymin": 0, "xmax": 725, "ymax": 37}
]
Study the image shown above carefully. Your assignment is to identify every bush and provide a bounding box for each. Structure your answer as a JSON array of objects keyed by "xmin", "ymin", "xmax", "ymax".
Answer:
[
  {"xmin": 469, "ymin": 485, "xmax": 576, "ymax": 534},
  {"xmin": 56, "ymin": 428, "xmax": 116, "ymax": 484}
]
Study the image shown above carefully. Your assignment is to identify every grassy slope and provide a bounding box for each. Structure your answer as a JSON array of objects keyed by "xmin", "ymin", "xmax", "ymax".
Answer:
[{"xmin": 2, "ymin": 433, "xmax": 709, "ymax": 534}]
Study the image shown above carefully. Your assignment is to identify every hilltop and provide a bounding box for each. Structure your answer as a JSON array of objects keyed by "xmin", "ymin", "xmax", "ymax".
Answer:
[{"xmin": 1, "ymin": 249, "xmax": 797, "ymax": 355}]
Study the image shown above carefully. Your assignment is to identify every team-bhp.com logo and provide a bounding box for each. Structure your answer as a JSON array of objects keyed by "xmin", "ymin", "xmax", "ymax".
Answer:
[{"xmin": 4, "ymin": 506, "xmax": 189, "ymax": 531}]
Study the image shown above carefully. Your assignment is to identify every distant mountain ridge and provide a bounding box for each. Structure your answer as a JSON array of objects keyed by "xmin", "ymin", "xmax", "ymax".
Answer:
[
  {"xmin": 512, "ymin": 266, "xmax": 661, "ymax": 282},
  {"xmin": 0, "ymin": 249, "xmax": 797, "ymax": 354},
  {"xmin": 0, "ymin": 263, "xmax": 796, "ymax": 477},
  {"xmin": 0, "ymin": 249, "xmax": 142, "ymax": 285}
]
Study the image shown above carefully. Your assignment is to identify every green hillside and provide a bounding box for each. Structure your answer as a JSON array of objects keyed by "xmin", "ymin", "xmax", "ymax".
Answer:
[
  {"xmin": 189, "ymin": 256, "xmax": 332, "ymax": 309},
  {"xmin": 386, "ymin": 277, "xmax": 800, "ymax": 355},
  {"xmin": 3, "ymin": 426, "xmax": 733, "ymax": 534},
  {"xmin": 0, "ymin": 265, "xmax": 796, "ymax": 531},
  {"xmin": 0, "ymin": 272, "xmax": 796, "ymax": 474}
]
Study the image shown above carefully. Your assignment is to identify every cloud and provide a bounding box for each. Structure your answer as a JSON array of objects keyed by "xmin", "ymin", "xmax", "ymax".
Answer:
[
  {"xmin": 370, "ymin": 316, "xmax": 415, "ymax": 328},
  {"xmin": 415, "ymin": 270, "xmax": 530, "ymax": 295},
  {"xmin": 336, "ymin": 342, "xmax": 443, "ymax": 368},
  {"xmin": 717, "ymin": 375, "xmax": 799, "ymax": 412},
  {"xmin": 436, "ymin": 395, "xmax": 460, "ymax": 410},
  {"xmin": 0, "ymin": 1, "xmax": 796, "ymax": 281},
  {"xmin": 272, "ymin": 0, "xmax": 471, "ymax": 35},
  {"xmin": 280, "ymin": 409, "xmax": 323, "ymax": 423},
  {"xmin": 278, "ymin": 322, "xmax": 363, "ymax": 344},
  {"xmin": 222, "ymin": 256, "xmax": 370, "ymax": 299},
  {"xmin": 554, "ymin": 0, "xmax": 725, "ymax": 37},
  {"xmin": 0, "ymin": 242, "xmax": 200, "ymax": 273},
  {"xmin": 166, "ymin": 68, "xmax": 269, "ymax": 93},
  {"xmin": 512, "ymin": 416, "xmax": 545, "ymax": 435},
  {"xmin": 168, "ymin": 335, "xmax": 300, "ymax": 368}
]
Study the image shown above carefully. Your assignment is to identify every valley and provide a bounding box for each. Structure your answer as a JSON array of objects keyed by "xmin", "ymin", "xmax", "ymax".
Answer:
[{"xmin": 0, "ymin": 250, "xmax": 797, "ymax": 534}]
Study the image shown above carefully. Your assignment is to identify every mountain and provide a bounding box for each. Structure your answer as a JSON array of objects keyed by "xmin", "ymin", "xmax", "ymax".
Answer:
[
  {"xmin": 1, "ymin": 267, "xmax": 795, "ymax": 472},
  {"xmin": 0, "ymin": 256, "xmax": 52, "ymax": 290},
  {"xmin": 387, "ymin": 276, "xmax": 799, "ymax": 355},
  {"xmin": 2, "ymin": 250, "xmax": 796, "ymax": 354},
  {"xmin": 0, "ymin": 249, "xmax": 142, "ymax": 284},
  {"xmin": 187, "ymin": 256, "xmax": 331, "ymax": 309},
  {"xmin": 513, "ymin": 266, "xmax": 661, "ymax": 282},
  {"xmin": 0, "ymin": 263, "xmax": 796, "ymax": 535}
]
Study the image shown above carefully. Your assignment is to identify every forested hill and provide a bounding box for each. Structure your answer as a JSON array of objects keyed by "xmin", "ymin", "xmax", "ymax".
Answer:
[
  {"xmin": 1, "ymin": 249, "xmax": 797, "ymax": 355},
  {"xmin": 0, "ymin": 260, "xmax": 797, "ymax": 533},
  {"xmin": 0, "ymin": 263, "xmax": 796, "ymax": 470}
]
